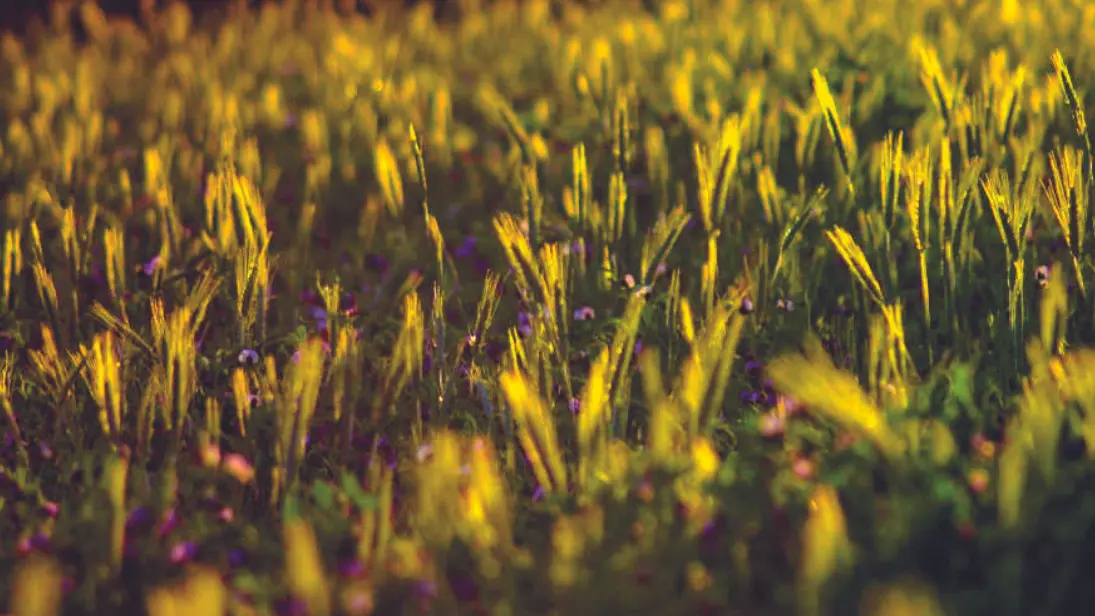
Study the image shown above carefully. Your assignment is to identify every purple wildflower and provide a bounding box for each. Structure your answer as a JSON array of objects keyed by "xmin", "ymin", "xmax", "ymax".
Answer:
[
  {"xmin": 517, "ymin": 311, "xmax": 533, "ymax": 337},
  {"xmin": 157, "ymin": 509, "xmax": 181, "ymax": 538},
  {"xmin": 455, "ymin": 236, "xmax": 477, "ymax": 258},
  {"xmin": 228, "ymin": 549, "xmax": 247, "ymax": 568},
  {"xmin": 573, "ymin": 306, "xmax": 596, "ymax": 321},
  {"xmin": 127, "ymin": 506, "xmax": 154, "ymax": 531},
  {"xmin": 238, "ymin": 348, "xmax": 260, "ymax": 366},
  {"xmin": 274, "ymin": 597, "xmax": 309, "ymax": 616},
  {"xmin": 169, "ymin": 541, "xmax": 197, "ymax": 565},
  {"xmin": 339, "ymin": 558, "xmax": 366, "ymax": 578},
  {"xmin": 141, "ymin": 255, "xmax": 161, "ymax": 276},
  {"xmin": 745, "ymin": 361, "xmax": 763, "ymax": 379}
]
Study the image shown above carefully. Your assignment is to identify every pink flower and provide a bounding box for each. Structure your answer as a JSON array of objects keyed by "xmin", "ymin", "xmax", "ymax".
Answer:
[
  {"xmin": 222, "ymin": 453, "xmax": 255, "ymax": 484},
  {"xmin": 792, "ymin": 457, "xmax": 814, "ymax": 480},
  {"xmin": 758, "ymin": 411, "xmax": 785, "ymax": 437}
]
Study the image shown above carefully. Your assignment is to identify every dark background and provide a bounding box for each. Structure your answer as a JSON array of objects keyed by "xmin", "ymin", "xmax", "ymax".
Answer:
[{"xmin": 0, "ymin": 0, "xmax": 472, "ymax": 38}]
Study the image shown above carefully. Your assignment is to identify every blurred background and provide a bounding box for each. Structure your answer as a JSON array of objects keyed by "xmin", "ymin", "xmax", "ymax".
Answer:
[{"xmin": 0, "ymin": 0, "xmax": 483, "ymax": 38}]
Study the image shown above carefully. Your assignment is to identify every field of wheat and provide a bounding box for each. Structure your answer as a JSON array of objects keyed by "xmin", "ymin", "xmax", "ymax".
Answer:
[{"xmin": 4, "ymin": 0, "xmax": 1095, "ymax": 614}]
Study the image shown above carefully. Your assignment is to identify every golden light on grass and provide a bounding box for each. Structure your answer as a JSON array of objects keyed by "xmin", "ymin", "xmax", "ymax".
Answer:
[
  {"xmin": 1, "ymin": 228, "xmax": 21, "ymax": 311},
  {"xmin": 768, "ymin": 345, "xmax": 906, "ymax": 461},
  {"xmin": 499, "ymin": 368, "xmax": 568, "ymax": 495},
  {"xmin": 164, "ymin": 307, "xmax": 198, "ymax": 443},
  {"xmin": 285, "ymin": 517, "xmax": 331, "ymax": 616},
  {"xmin": 9, "ymin": 554, "xmax": 63, "ymax": 616},
  {"xmin": 799, "ymin": 484, "xmax": 853, "ymax": 616},
  {"xmin": 79, "ymin": 330, "xmax": 124, "ymax": 445},
  {"xmin": 826, "ymin": 225, "xmax": 885, "ymax": 307},
  {"xmin": 811, "ymin": 68, "xmax": 857, "ymax": 196}
]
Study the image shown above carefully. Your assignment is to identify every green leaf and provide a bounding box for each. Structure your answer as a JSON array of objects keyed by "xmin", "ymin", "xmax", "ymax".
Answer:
[
  {"xmin": 340, "ymin": 472, "xmax": 378, "ymax": 511},
  {"xmin": 282, "ymin": 493, "xmax": 302, "ymax": 520},
  {"xmin": 312, "ymin": 481, "xmax": 335, "ymax": 511}
]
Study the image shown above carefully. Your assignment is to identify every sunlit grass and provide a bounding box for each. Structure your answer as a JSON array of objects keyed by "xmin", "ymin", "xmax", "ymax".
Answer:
[{"xmin": 6, "ymin": 0, "xmax": 1095, "ymax": 614}]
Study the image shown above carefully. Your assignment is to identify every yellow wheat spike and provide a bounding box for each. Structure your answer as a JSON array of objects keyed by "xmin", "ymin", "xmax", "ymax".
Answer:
[
  {"xmin": 1052, "ymin": 50, "xmax": 1088, "ymax": 137},
  {"xmin": 285, "ymin": 517, "xmax": 331, "ymax": 616},
  {"xmin": 576, "ymin": 350, "xmax": 611, "ymax": 493},
  {"xmin": 470, "ymin": 271, "xmax": 502, "ymax": 350},
  {"xmin": 1019, "ymin": 342, "xmax": 1066, "ymax": 483},
  {"xmin": 2, "ymin": 228, "xmax": 22, "ymax": 309},
  {"xmin": 757, "ymin": 165, "xmax": 779, "ymax": 224},
  {"xmin": 499, "ymin": 368, "xmax": 568, "ymax": 495},
  {"xmin": 493, "ymin": 213, "xmax": 545, "ymax": 303},
  {"xmin": 811, "ymin": 69, "xmax": 856, "ymax": 195},
  {"xmin": 768, "ymin": 347, "xmax": 905, "ymax": 461},
  {"xmin": 1043, "ymin": 148, "xmax": 1087, "ymax": 289},
  {"xmin": 903, "ymin": 171, "xmax": 930, "ymax": 319},
  {"xmin": 186, "ymin": 271, "xmax": 221, "ymax": 338},
  {"xmin": 669, "ymin": 61, "xmax": 694, "ymax": 121},
  {"xmin": 798, "ymin": 484, "xmax": 853, "ymax": 616},
  {"xmin": 280, "ymin": 337, "xmax": 326, "ymax": 477},
  {"xmin": 231, "ymin": 367, "xmax": 252, "ymax": 437},
  {"xmin": 997, "ymin": 416, "xmax": 1028, "ymax": 530},
  {"xmin": 175, "ymin": 567, "xmax": 227, "ymax": 616},
  {"xmin": 144, "ymin": 148, "xmax": 165, "ymax": 196},
  {"xmin": 374, "ymin": 137, "xmax": 405, "ymax": 216},
  {"xmin": 203, "ymin": 170, "xmax": 233, "ymax": 255},
  {"xmin": 82, "ymin": 331, "xmax": 124, "ymax": 442},
  {"xmin": 426, "ymin": 214, "xmax": 446, "ymax": 278},
  {"xmin": 465, "ymin": 436, "xmax": 512, "ymax": 548},
  {"xmin": 826, "ymin": 226, "xmax": 885, "ymax": 306},
  {"xmin": 675, "ymin": 302, "xmax": 730, "ymax": 438},
  {"xmin": 149, "ymin": 298, "xmax": 167, "ymax": 358},
  {"xmin": 695, "ymin": 142, "xmax": 713, "ymax": 231},
  {"xmin": 858, "ymin": 578, "xmax": 946, "ymax": 616},
  {"xmin": 880, "ymin": 132, "xmax": 904, "ymax": 220},
  {"xmin": 103, "ymin": 226, "xmax": 126, "ymax": 303},
  {"xmin": 9, "ymin": 554, "xmax": 63, "ymax": 616},
  {"xmin": 60, "ymin": 206, "xmax": 80, "ymax": 277},
  {"xmin": 640, "ymin": 206, "xmax": 690, "ymax": 286},
  {"xmin": 230, "ymin": 172, "xmax": 265, "ymax": 253},
  {"xmin": 331, "ymin": 328, "xmax": 359, "ymax": 423},
  {"xmin": 31, "ymin": 262, "xmax": 60, "ymax": 327},
  {"xmin": 567, "ymin": 143, "xmax": 590, "ymax": 224},
  {"xmin": 105, "ymin": 451, "xmax": 128, "ymax": 570},
  {"xmin": 390, "ymin": 291, "xmax": 425, "ymax": 386},
  {"xmin": 1052, "ymin": 350, "xmax": 1095, "ymax": 458},
  {"xmin": 164, "ymin": 308, "xmax": 198, "ymax": 436},
  {"xmin": 701, "ymin": 234, "xmax": 719, "ymax": 317},
  {"xmin": 916, "ymin": 43, "xmax": 956, "ymax": 122},
  {"xmin": 28, "ymin": 325, "xmax": 65, "ymax": 397},
  {"xmin": 678, "ymin": 297, "xmax": 697, "ymax": 345},
  {"xmin": 981, "ymin": 169, "xmax": 1025, "ymax": 256},
  {"xmin": 414, "ymin": 430, "xmax": 463, "ymax": 546},
  {"xmin": 640, "ymin": 348, "xmax": 676, "ymax": 459},
  {"xmin": 28, "ymin": 220, "xmax": 45, "ymax": 266}
]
